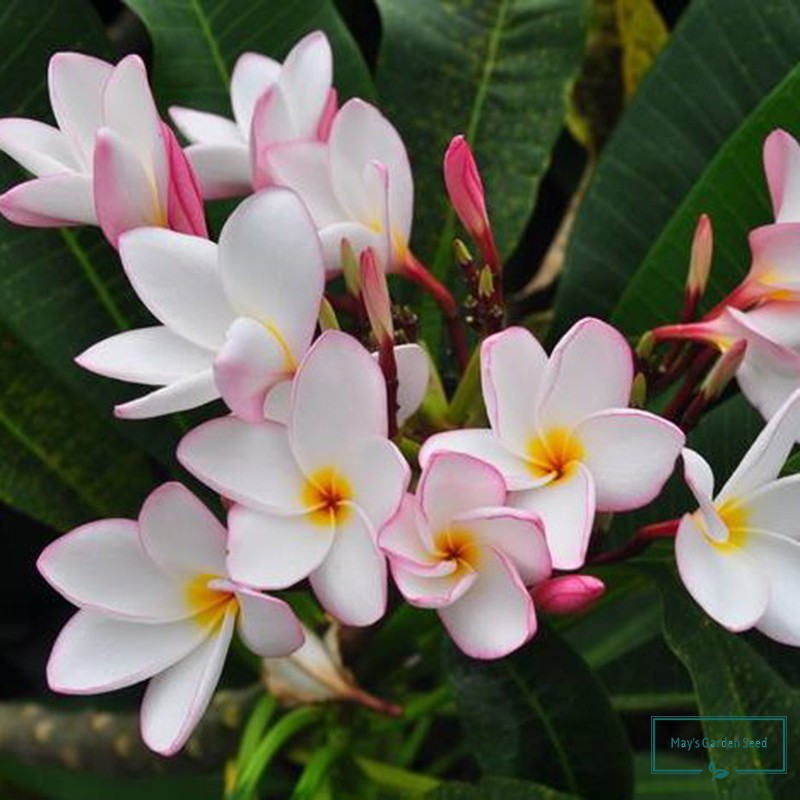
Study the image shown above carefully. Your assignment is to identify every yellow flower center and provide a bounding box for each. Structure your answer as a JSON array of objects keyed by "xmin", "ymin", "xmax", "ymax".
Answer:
[
  {"xmin": 526, "ymin": 427, "xmax": 585, "ymax": 482},
  {"xmin": 706, "ymin": 499, "xmax": 749, "ymax": 551},
  {"xmin": 433, "ymin": 528, "xmax": 481, "ymax": 574},
  {"xmin": 185, "ymin": 574, "xmax": 236, "ymax": 629},
  {"xmin": 301, "ymin": 467, "xmax": 353, "ymax": 527},
  {"xmin": 262, "ymin": 322, "xmax": 297, "ymax": 371}
]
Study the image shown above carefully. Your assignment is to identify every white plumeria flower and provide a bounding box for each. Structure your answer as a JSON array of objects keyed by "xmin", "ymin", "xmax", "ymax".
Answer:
[
  {"xmin": 178, "ymin": 330, "xmax": 410, "ymax": 627},
  {"xmin": 764, "ymin": 128, "xmax": 800, "ymax": 224},
  {"xmin": 37, "ymin": 483, "xmax": 304, "ymax": 756},
  {"xmin": 263, "ymin": 98, "xmax": 413, "ymax": 273},
  {"xmin": 380, "ymin": 452, "xmax": 551, "ymax": 659},
  {"xmin": 170, "ymin": 31, "xmax": 335, "ymax": 200},
  {"xmin": 420, "ymin": 321, "xmax": 685, "ymax": 569},
  {"xmin": 676, "ymin": 389, "xmax": 800, "ymax": 643},
  {"xmin": 0, "ymin": 52, "xmax": 205, "ymax": 245},
  {"xmin": 76, "ymin": 188, "xmax": 325, "ymax": 421}
]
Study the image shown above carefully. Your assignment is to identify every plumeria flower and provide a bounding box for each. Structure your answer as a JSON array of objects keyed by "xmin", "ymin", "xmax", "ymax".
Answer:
[
  {"xmin": 764, "ymin": 128, "xmax": 800, "ymax": 224},
  {"xmin": 178, "ymin": 330, "xmax": 410, "ymax": 627},
  {"xmin": 0, "ymin": 52, "xmax": 206, "ymax": 246},
  {"xmin": 420, "ymin": 321, "xmax": 685, "ymax": 569},
  {"xmin": 170, "ymin": 31, "xmax": 334, "ymax": 200},
  {"xmin": 37, "ymin": 483, "xmax": 304, "ymax": 755},
  {"xmin": 676, "ymin": 389, "xmax": 800, "ymax": 644},
  {"xmin": 380, "ymin": 452, "xmax": 551, "ymax": 659},
  {"xmin": 76, "ymin": 188, "xmax": 324, "ymax": 420},
  {"xmin": 263, "ymin": 98, "xmax": 413, "ymax": 273}
]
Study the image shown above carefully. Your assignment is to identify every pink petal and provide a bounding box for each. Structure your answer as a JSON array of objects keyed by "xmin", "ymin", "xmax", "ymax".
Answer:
[
  {"xmin": 162, "ymin": 123, "xmax": 207, "ymax": 238},
  {"xmin": 748, "ymin": 223, "xmax": 800, "ymax": 293},
  {"xmin": 317, "ymin": 88, "xmax": 338, "ymax": 141},
  {"xmin": 250, "ymin": 84, "xmax": 296, "ymax": 179},
  {"xmin": 763, "ymin": 129, "xmax": 800, "ymax": 223},
  {"xmin": 230, "ymin": 52, "xmax": 281, "ymax": 134},
  {"xmin": 234, "ymin": 586, "xmax": 305, "ymax": 656},
  {"xmin": 278, "ymin": 31, "xmax": 333, "ymax": 138},
  {"xmin": 390, "ymin": 560, "xmax": 476, "ymax": 609},
  {"xmin": 0, "ymin": 118, "xmax": 77, "ymax": 175},
  {"xmin": 0, "ymin": 174, "xmax": 95, "ymax": 227},
  {"xmin": 532, "ymin": 575, "xmax": 605, "ymax": 616},
  {"xmin": 379, "ymin": 494, "xmax": 436, "ymax": 568}
]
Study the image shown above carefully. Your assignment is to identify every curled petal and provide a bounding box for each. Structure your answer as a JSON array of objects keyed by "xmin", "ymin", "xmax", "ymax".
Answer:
[
  {"xmin": 0, "ymin": 174, "xmax": 95, "ymax": 227},
  {"xmin": 114, "ymin": 371, "xmax": 218, "ymax": 419},
  {"xmin": 234, "ymin": 586, "xmax": 305, "ymax": 657}
]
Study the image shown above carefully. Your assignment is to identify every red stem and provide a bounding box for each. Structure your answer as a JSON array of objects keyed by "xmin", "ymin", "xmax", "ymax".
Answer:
[
  {"xmin": 588, "ymin": 519, "xmax": 680, "ymax": 566},
  {"xmin": 662, "ymin": 348, "xmax": 717, "ymax": 423}
]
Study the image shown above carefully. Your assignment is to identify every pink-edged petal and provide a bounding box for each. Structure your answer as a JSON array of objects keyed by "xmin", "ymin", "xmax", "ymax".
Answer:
[
  {"xmin": 0, "ymin": 174, "xmax": 95, "ymax": 227},
  {"xmin": 94, "ymin": 127, "xmax": 165, "ymax": 247},
  {"xmin": 747, "ymin": 529, "xmax": 800, "ymax": 645},
  {"xmin": 115, "ymin": 371, "xmax": 218, "ymax": 419},
  {"xmin": 227, "ymin": 505, "xmax": 334, "ymax": 589},
  {"xmin": 169, "ymin": 107, "xmax": 244, "ymax": 146},
  {"xmin": 214, "ymin": 318, "xmax": 292, "ymax": 422},
  {"xmin": 737, "ymin": 474, "xmax": 800, "ymax": 540},
  {"xmin": 140, "ymin": 607, "xmax": 235, "ymax": 755},
  {"xmin": 76, "ymin": 326, "xmax": 213, "ymax": 386},
  {"xmin": 231, "ymin": 52, "xmax": 281, "ymax": 135},
  {"xmin": 233, "ymin": 586, "xmax": 305, "ymax": 657},
  {"xmin": 675, "ymin": 513, "xmax": 768, "ymax": 632},
  {"xmin": 572, "ymin": 409, "xmax": 684, "ymax": 512},
  {"xmin": 481, "ymin": 327, "xmax": 548, "ymax": 455},
  {"xmin": 454, "ymin": 507, "xmax": 551, "ymax": 586},
  {"xmin": 37, "ymin": 519, "xmax": 188, "ymax": 621},
  {"xmin": 163, "ymin": 123, "xmax": 207, "ymax": 238},
  {"xmin": 278, "ymin": 31, "xmax": 332, "ymax": 137},
  {"xmin": 741, "ymin": 300, "xmax": 800, "ymax": 349},
  {"xmin": 250, "ymin": 84, "xmax": 296, "ymax": 158},
  {"xmin": 310, "ymin": 510, "xmax": 388, "ymax": 626},
  {"xmin": 764, "ymin": 129, "xmax": 800, "ymax": 224},
  {"xmin": 184, "ymin": 143, "xmax": 252, "ymax": 199},
  {"xmin": 512, "ymin": 462, "xmax": 595, "ymax": 570},
  {"xmin": 748, "ymin": 223, "xmax": 800, "ymax": 291},
  {"xmin": 48, "ymin": 52, "xmax": 112, "ymax": 169},
  {"xmin": 218, "ymin": 188, "xmax": 325, "ymax": 358},
  {"xmin": 537, "ymin": 318, "xmax": 634, "ymax": 430},
  {"xmin": 439, "ymin": 548, "xmax": 536, "ymax": 659},
  {"xmin": 417, "ymin": 451, "xmax": 506, "ymax": 531},
  {"xmin": 263, "ymin": 141, "xmax": 343, "ymax": 226},
  {"xmin": 319, "ymin": 222, "xmax": 388, "ymax": 275},
  {"xmin": 680, "ymin": 448, "xmax": 729, "ymax": 543},
  {"xmin": 718, "ymin": 388, "xmax": 800, "ymax": 501},
  {"xmin": 419, "ymin": 429, "xmax": 542, "ymax": 492},
  {"xmin": 390, "ymin": 560, "xmax": 476, "ymax": 609},
  {"xmin": 178, "ymin": 417, "xmax": 307, "ymax": 514},
  {"xmin": 394, "ymin": 343, "xmax": 429, "ymax": 426},
  {"xmin": 263, "ymin": 378, "xmax": 292, "ymax": 423},
  {"xmin": 119, "ymin": 227, "xmax": 233, "ymax": 350},
  {"xmin": 289, "ymin": 331, "xmax": 387, "ymax": 474},
  {"xmin": 0, "ymin": 118, "xmax": 77, "ymax": 175},
  {"xmin": 139, "ymin": 483, "xmax": 226, "ymax": 577},
  {"xmin": 47, "ymin": 610, "xmax": 209, "ymax": 695},
  {"xmin": 379, "ymin": 494, "xmax": 435, "ymax": 567},
  {"xmin": 317, "ymin": 88, "xmax": 337, "ymax": 140}
]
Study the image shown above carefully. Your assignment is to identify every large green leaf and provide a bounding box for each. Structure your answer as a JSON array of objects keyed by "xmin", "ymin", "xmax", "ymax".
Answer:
[
  {"xmin": 424, "ymin": 777, "xmax": 579, "ymax": 799},
  {"xmin": 124, "ymin": 0, "xmax": 374, "ymax": 116},
  {"xmin": 552, "ymin": 0, "xmax": 800, "ymax": 338},
  {"xmin": 633, "ymin": 754, "xmax": 714, "ymax": 799},
  {"xmin": 376, "ymin": 0, "xmax": 588, "ymax": 349},
  {"xmin": 653, "ymin": 567, "xmax": 800, "ymax": 799},
  {"xmin": 613, "ymin": 61, "xmax": 800, "ymax": 332},
  {"xmin": 446, "ymin": 625, "xmax": 633, "ymax": 799}
]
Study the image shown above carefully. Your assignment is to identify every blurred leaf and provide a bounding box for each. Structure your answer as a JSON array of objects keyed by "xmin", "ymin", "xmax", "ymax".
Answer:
[
  {"xmin": 633, "ymin": 754, "xmax": 713, "ymax": 799},
  {"xmin": 376, "ymin": 0, "xmax": 588, "ymax": 350},
  {"xmin": 446, "ymin": 625, "xmax": 633, "ymax": 799},
  {"xmin": 124, "ymin": 0, "xmax": 374, "ymax": 115},
  {"xmin": 552, "ymin": 0, "xmax": 800, "ymax": 338},
  {"xmin": 613, "ymin": 60, "xmax": 800, "ymax": 333},
  {"xmin": 616, "ymin": 0, "xmax": 667, "ymax": 98},
  {"xmin": 423, "ymin": 776, "xmax": 579, "ymax": 799}
]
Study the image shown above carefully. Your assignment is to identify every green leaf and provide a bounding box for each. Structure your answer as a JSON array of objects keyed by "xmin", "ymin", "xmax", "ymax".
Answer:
[
  {"xmin": 633, "ymin": 754, "xmax": 714, "ymax": 799},
  {"xmin": 652, "ymin": 567, "xmax": 800, "ymax": 798},
  {"xmin": 446, "ymin": 625, "xmax": 633, "ymax": 799},
  {"xmin": 376, "ymin": 0, "xmax": 588, "ymax": 349},
  {"xmin": 423, "ymin": 776, "xmax": 579, "ymax": 799},
  {"xmin": 552, "ymin": 0, "xmax": 800, "ymax": 337},
  {"xmin": 124, "ymin": 0, "xmax": 374, "ymax": 115}
]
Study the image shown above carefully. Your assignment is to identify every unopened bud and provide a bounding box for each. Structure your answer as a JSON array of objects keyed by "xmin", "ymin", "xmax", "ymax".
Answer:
[
  {"xmin": 453, "ymin": 238, "xmax": 473, "ymax": 268},
  {"xmin": 318, "ymin": 297, "xmax": 340, "ymax": 331},
  {"xmin": 532, "ymin": 575, "xmax": 605, "ymax": 616},
  {"xmin": 478, "ymin": 265, "xmax": 494, "ymax": 299},
  {"xmin": 630, "ymin": 372, "xmax": 647, "ymax": 408},
  {"xmin": 701, "ymin": 339, "xmax": 746, "ymax": 402},
  {"xmin": 360, "ymin": 247, "xmax": 394, "ymax": 346},
  {"xmin": 341, "ymin": 238, "xmax": 360, "ymax": 296},
  {"xmin": 687, "ymin": 214, "xmax": 713, "ymax": 299},
  {"xmin": 636, "ymin": 331, "xmax": 655, "ymax": 360}
]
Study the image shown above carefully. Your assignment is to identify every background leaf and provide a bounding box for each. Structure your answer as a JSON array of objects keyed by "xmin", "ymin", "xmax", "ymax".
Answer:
[{"xmin": 423, "ymin": 776, "xmax": 579, "ymax": 799}]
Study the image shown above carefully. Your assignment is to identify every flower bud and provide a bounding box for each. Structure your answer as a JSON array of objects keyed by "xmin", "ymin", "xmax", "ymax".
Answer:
[
  {"xmin": 318, "ymin": 296, "xmax": 340, "ymax": 331},
  {"xmin": 341, "ymin": 238, "xmax": 360, "ymax": 296},
  {"xmin": 701, "ymin": 339, "xmax": 747, "ymax": 402},
  {"xmin": 532, "ymin": 575, "xmax": 605, "ymax": 616},
  {"xmin": 360, "ymin": 247, "xmax": 394, "ymax": 346},
  {"xmin": 687, "ymin": 214, "xmax": 713, "ymax": 299}
]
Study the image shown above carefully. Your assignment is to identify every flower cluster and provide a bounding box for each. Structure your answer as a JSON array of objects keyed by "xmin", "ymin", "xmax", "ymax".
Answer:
[{"xmin": 3, "ymin": 31, "xmax": 800, "ymax": 758}]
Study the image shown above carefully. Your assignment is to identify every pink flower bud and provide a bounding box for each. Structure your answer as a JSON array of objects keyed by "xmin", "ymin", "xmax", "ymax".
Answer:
[
  {"xmin": 162, "ymin": 122, "xmax": 208, "ymax": 238},
  {"xmin": 687, "ymin": 214, "xmax": 712, "ymax": 299},
  {"xmin": 360, "ymin": 247, "xmax": 394, "ymax": 346},
  {"xmin": 532, "ymin": 575, "xmax": 605, "ymax": 616}
]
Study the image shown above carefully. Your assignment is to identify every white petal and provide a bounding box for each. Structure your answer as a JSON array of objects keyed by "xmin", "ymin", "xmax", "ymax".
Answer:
[
  {"xmin": 140, "ymin": 608, "xmax": 235, "ymax": 755},
  {"xmin": 115, "ymin": 371, "xmax": 218, "ymax": 419},
  {"xmin": 512, "ymin": 462, "xmax": 595, "ymax": 570},
  {"xmin": 537, "ymin": 318, "xmax": 634, "ymax": 430},
  {"xmin": 394, "ymin": 343, "xmax": 430, "ymax": 426},
  {"xmin": 681, "ymin": 447, "xmax": 715, "ymax": 498},
  {"xmin": 218, "ymin": 188, "xmax": 325, "ymax": 358},
  {"xmin": 675, "ymin": 513, "xmax": 768, "ymax": 631},
  {"xmin": 48, "ymin": 52, "xmax": 112, "ymax": 169},
  {"xmin": 741, "ymin": 301, "xmax": 800, "ymax": 349},
  {"xmin": 573, "ymin": 409, "xmax": 684, "ymax": 512},
  {"xmin": 391, "ymin": 561, "xmax": 476, "ymax": 609},
  {"xmin": 169, "ymin": 107, "xmax": 244, "ymax": 146},
  {"xmin": 439, "ymin": 549, "xmax": 536, "ymax": 659},
  {"xmin": 0, "ymin": 118, "xmax": 77, "ymax": 175},
  {"xmin": 234, "ymin": 586, "xmax": 304, "ymax": 656},
  {"xmin": 419, "ymin": 429, "xmax": 541, "ymax": 491},
  {"xmin": 178, "ymin": 417, "xmax": 307, "ymax": 514},
  {"xmin": 263, "ymin": 378, "xmax": 292, "ymax": 423},
  {"xmin": 184, "ymin": 143, "xmax": 252, "ymax": 199},
  {"xmin": 250, "ymin": 84, "xmax": 297, "ymax": 155},
  {"xmin": 289, "ymin": 331, "xmax": 387, "ymax": 475},
  {"xmin": 47, "ymin": 610, "xmax": 207, "ymax": 694},
  {"xmin": 481, "ymin": 327, "xmax": 547, "ymax": 454},
  {"xmin": 737, "ymin": 475, "xmax": 800, "ymax": 540},
  {"xmin": 230, "ymin": 52, "xmax": 281, "ymax": 135},
  {"xmin": 764, "ymin": 129, "xmax": 800, "ymax": 223},
  {"xmin": 319, "ymin": 222, "xmax": 388, "ymax": 274},
  {"xmin": 227, "ymin": 506, "xmax": 334, "ymax": 589},
  {"xmin": 76, "ymin": 326, "xmax": 213, "ymax": 386},
  {"xmin": 0, "ymin": 174, "xmax": 95, "ymax": 226},
  {"xmin": 417, "ymin": 451, "xmax": 506, "ymax": 532},
  {"xmin": 278, "ymin": 31, "xmax": 333, "ymax": 137},
  {"xmin": 379, "ymin": 494, "xmax": 435, "ymax": 567},
  {"xmin": 37, "ymin": 519, "xmax": 188, "ymax": 622},
  {"xmin": 310, "ymin": 511, "xmax": 387, "ymax": 626},
  {"xmin": 119, "ymin": 227, "xmax": 234, "ymax": 350},
  {"xmin": 139, "ymin": 483, "xmax": 227, "ymax": 577}
]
